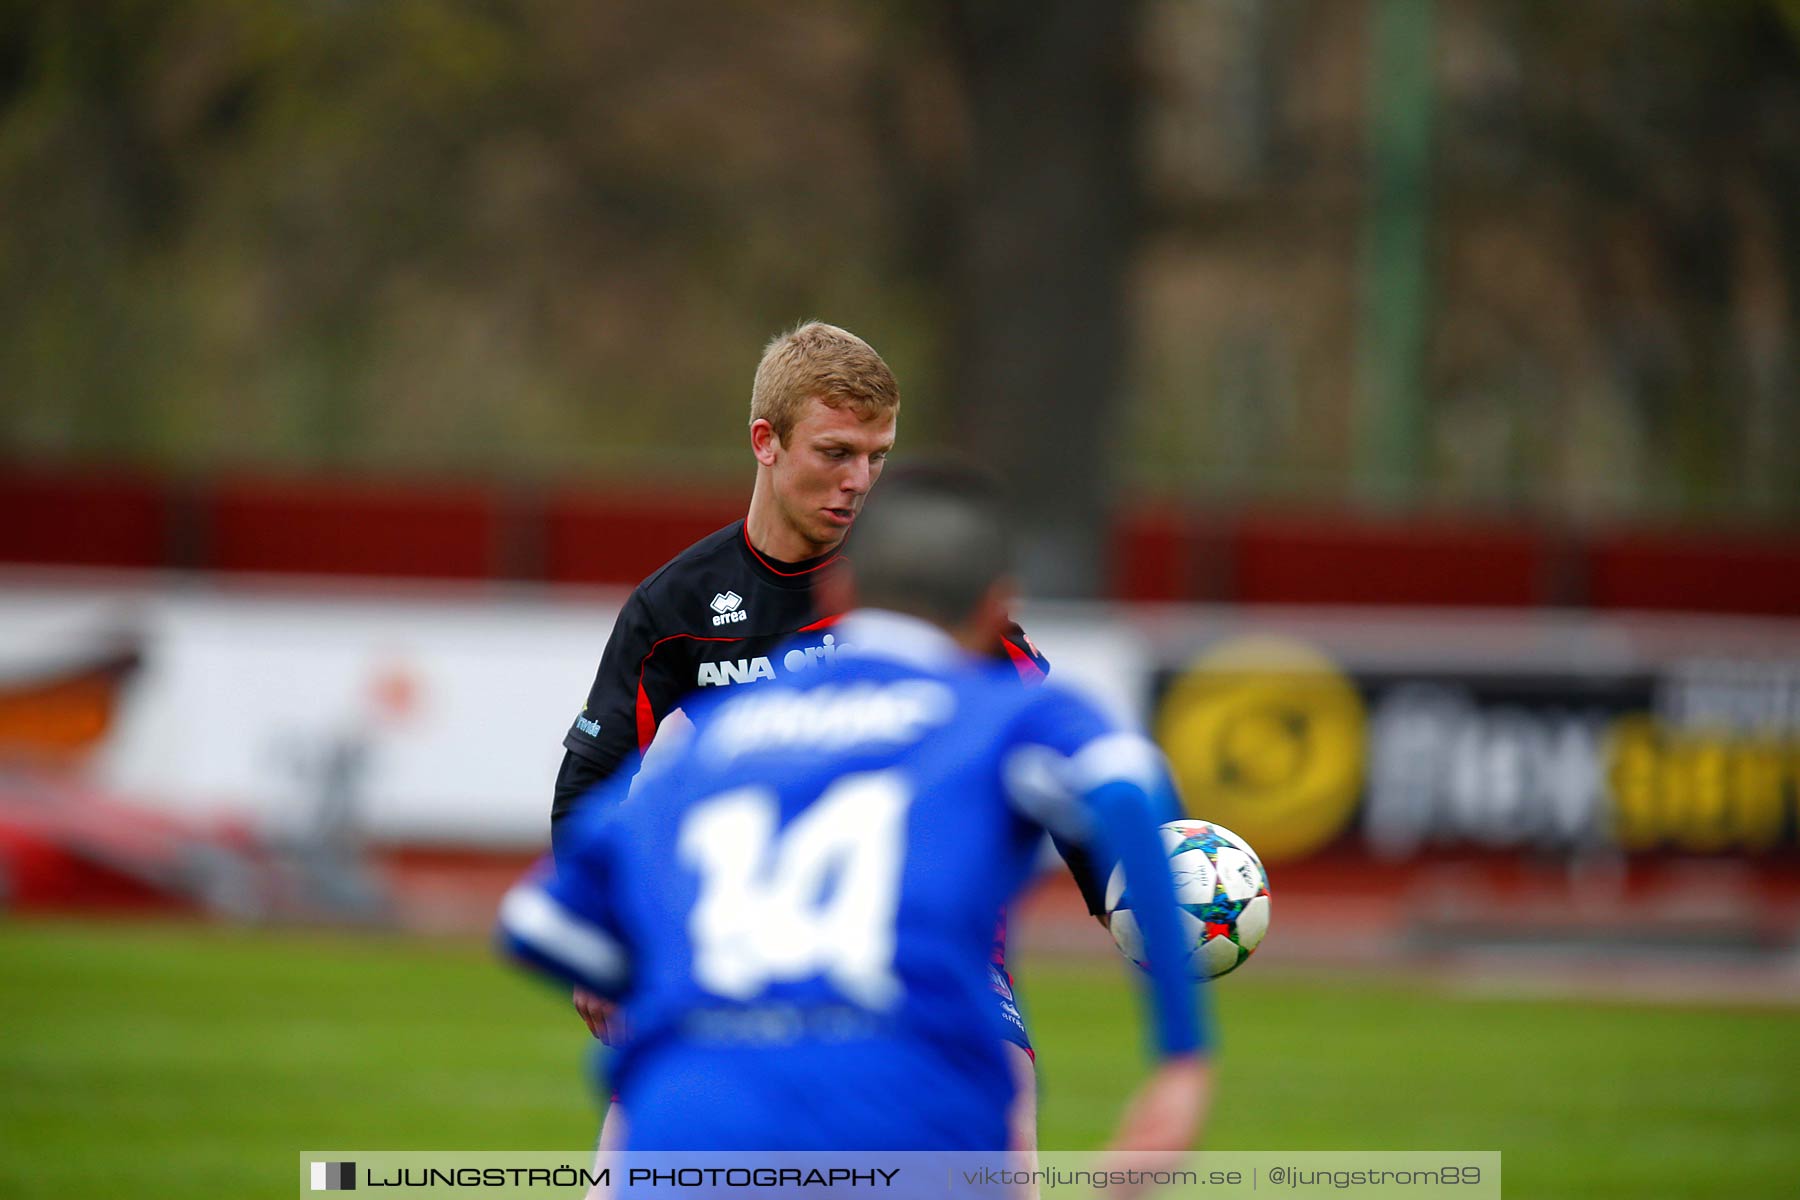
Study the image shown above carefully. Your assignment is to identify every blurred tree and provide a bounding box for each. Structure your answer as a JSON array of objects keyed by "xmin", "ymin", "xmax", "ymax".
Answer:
[
  {"xmin": 0, "ymin": 0, "xmax": 1794, "ymax": 536},
  {"xmin": 0, "ymin": 1, "xmax": 932, "ymax": 479},
  {"xmin": 941, "ymin": 0, "xmax": 1142, "ymax": 596},
  {"xmin": 1431, "ymin": 0, "xmax": 1800, "ymax": 518},
  {"xmin": 1356, "ymin": 0, "xmax": 1435, "ymax": 507},
  {"xmin": 1126, "ymin": 0, "xmax": 1800, "ymax": 523}
]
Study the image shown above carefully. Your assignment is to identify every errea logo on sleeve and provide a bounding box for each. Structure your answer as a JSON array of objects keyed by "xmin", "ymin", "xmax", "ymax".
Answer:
[{"xmin": 710, "ymin": 591, "xmax": 748, "ymax": 626}]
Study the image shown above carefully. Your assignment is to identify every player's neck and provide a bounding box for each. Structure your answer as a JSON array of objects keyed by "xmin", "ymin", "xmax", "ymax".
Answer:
[{"xmin": 745, "ymin": 478, "xmax": 843, "ymax": 564}]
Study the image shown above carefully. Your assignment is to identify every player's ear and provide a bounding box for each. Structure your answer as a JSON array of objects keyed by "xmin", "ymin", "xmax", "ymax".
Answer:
[{"xmin": 750, "ymin": 418, "xmax": 781, "ymax": 466}]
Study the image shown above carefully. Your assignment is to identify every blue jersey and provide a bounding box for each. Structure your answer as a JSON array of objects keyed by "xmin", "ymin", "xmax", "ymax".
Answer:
[{"xmin": 500, "ymin": 610, "xmax": 1210, "ymax": 1150}]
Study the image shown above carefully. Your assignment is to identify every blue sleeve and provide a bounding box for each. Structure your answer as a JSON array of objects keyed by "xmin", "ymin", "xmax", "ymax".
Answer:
[
  {"xmin": 1083, "ymin": 778, "xmax": 1209, "ymax": 1057},
  {"xmin": 1003, "ymin": 686, "xmax": 1209, "ymax": 1058},
  {"xmin": 550, "ymin": 764, "xmax": 637, "ymax": 864},
  {"xmin": 498, "ymin": 804, "xmax": 633, "ymax": 999}
]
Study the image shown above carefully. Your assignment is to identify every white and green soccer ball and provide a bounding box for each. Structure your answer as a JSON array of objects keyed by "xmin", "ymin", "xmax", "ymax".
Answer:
[{"xmin": 1106, "ymin": 819, "xmax": 1271, "ymax": 979}]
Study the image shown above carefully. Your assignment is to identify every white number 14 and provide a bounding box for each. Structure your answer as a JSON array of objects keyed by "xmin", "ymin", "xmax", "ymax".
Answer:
[{"xmin": 680, "ymin": 770, "xmax": 911, "ymax": 1010}]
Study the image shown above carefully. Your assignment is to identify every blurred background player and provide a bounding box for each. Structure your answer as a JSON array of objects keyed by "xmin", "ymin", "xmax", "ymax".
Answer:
[
  {"xmin": 552, "ymin": 321, "xmax": 1075, "ymax": 1152},
  {"xmin": 552, "ymin": 321, "xmax": 904, "ymax": 833},
  {"xmin": 502, "ymin": 466, "xmax": 1211, "ymax": 1151}
]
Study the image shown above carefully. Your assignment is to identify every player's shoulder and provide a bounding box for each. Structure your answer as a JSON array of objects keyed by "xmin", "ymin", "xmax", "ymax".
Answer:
[
  {"xmin": 902, "ymin": 657, "xmax": 1054, "ymax": 738},
  {"xmin": 634, "ymin": 521, "xmax": 745, "ymax": 598},
  {"xmin": 991, "ymin": 669, "xmax": 1125, "ymax": 745},
  {"xmin": 817, "ymin": 649, "xmax": 1052, "ymax": 720},
  {"xmin": 618, "ymin": 521, "xmax": 763, "ymax": 637}
]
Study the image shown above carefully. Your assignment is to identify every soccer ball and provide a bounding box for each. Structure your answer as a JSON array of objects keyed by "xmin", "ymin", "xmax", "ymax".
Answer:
[{"xmin": 1106, "ymin": 819, "xmax": 1271, "ymax": 979}]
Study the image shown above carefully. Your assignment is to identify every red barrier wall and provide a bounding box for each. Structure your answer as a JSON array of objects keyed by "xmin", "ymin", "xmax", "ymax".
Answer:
[
  {"xmin": 544, "ymin": 489, "xmax": 746, "ymax": 586},
  {"xmin": 205, "ymin": 477, "xmax": 502, "ymax": 580},
  {"xmin": 1230, "ymin": 512, "xmax": 1551, "ymax": 607},
  {"xmin": 1587, "ymin": 530, "xmax": 1800, "ymax": 617},
  {"xmin": 0, "ymin": 467, "xmax": 169, "ymax": 569},
  {"xmin": 5, "ymin": 467, "xmax": 1799, "ymax": 615}
]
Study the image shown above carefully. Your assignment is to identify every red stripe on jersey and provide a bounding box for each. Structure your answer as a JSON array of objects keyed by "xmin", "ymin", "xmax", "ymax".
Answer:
[
  {"xmin": 635, "ymin": 680, "xmax": 656, "ymax": 752},
  {"xmin": 798, "ymin": 613, "xmax": 843, "ymax": 632},
  {"xmin": 742, "ymin": 525, "xmax": 841, "ymax": 577},
  {"xmin": 633, "ymin": 631, "xmax": 744, "ymax": 752}
]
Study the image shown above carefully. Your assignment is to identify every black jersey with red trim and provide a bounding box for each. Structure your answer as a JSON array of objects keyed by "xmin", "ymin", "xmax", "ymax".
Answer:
[{"xmin": 555, "ymin": 520, "xmax": 1052, "ymax": 829}]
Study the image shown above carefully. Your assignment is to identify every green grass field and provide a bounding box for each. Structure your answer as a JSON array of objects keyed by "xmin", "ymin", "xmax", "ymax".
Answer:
[{"xmin": 2, "ymin": 918, "xmax": 1795, "ymax": 1198}]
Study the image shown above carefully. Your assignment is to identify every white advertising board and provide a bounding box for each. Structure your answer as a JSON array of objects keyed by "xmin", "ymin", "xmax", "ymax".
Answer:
[{"xmin": 0, "ymin": 572, "xmax": 1145, "ymax": 847}]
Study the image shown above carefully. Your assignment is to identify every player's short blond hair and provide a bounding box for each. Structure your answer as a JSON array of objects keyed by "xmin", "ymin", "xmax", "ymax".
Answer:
[{"xmin": 750, "ymin": 322, "xmax": 900, "ymax": 442}]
